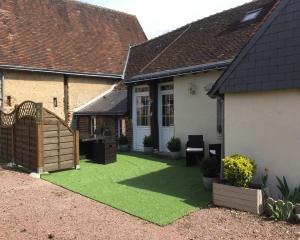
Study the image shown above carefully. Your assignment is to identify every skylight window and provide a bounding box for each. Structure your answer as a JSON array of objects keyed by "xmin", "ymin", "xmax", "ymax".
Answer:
[{"xmin": 241, "ymin": 9, "xmax": 262, "ymax": 23}]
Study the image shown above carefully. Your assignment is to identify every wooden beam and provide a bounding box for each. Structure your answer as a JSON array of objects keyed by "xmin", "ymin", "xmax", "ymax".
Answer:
[
  {"xmin": 74, "ymin": 130, "xmax": 80, "ymax": 169},
  {"xmin": 149, "ymin": 83, "xmax": 159, "ymax": 149},
  {"xmin": 36, "ymin": 103, "xmax": 44, "ymax": 173}
]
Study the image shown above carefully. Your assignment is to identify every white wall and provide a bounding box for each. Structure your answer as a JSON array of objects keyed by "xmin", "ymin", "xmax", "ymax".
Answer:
[
  {"xmin": 174, "ymin": 71, "xmax": 223, "ymax": 155},
  {"xmin": 224, "ymin": 90, "xmax": 300, "ymax": 196}
]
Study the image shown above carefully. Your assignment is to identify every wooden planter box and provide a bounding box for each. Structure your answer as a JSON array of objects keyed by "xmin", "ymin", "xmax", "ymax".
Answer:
[{"xmin": 213, "ymin": 182, "xmax": 264, "ymax": 215}]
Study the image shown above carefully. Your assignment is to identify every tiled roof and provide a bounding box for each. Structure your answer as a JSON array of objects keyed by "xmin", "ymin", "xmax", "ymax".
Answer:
[
  {"xmin": 125, "ymin": 0, "xmax": 278, "ymax": 82},
  {"xmin": 75, "ymin": 89, "xmax": 127, "ymax": 115},
  {"xmin": 0, "ymin": 0, "xmax": 146, "ymax": 76},
  {"xmin": 210, "ymin": 0, "xmax": 300, "ymax": 95}
]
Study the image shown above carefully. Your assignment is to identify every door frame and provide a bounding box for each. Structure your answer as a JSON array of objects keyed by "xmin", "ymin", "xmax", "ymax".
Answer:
[
  {"xmin": 132, "ymin": 85, "xmax": 151, "ymax": 151},
  {"xmin": 158, "ymin": 82, "xmax": 175, "ymax": 152}
]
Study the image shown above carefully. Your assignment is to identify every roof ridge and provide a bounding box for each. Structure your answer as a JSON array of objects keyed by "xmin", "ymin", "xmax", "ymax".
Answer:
[
  {"xmin": 138, "ymin": 24, "xmax": 192, "ymax": 74},
  {"xmin": 131, "ymin": 24, "xmax": 190, "ymax": 49},
  {"xmin": 64, "ymin": 0, "xmax": 136, "ymax": 18}
]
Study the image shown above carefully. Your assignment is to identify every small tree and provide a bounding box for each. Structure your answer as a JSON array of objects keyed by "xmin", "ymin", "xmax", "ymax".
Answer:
[
  {"xmin": 119, "ymin": 134, "xmax": 128, "ymax": 145},
  {"xmin": 167, "ymin": 137, "xmax": 181, "ymax": 152},
  {"xmin": 143, "ymin": 135, "xmax": 154, "ymax": 147},
  {"xmin": 223, "ymin": 154, "xmax": 256, "ymax": 188}
]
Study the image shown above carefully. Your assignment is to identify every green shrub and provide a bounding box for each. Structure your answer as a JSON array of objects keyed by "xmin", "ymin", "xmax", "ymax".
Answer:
[
  {"xmin": 267, "ymin": 199, "xmax": 293, "ymax": 221},
  {"xmin": 167, "ymin": 137, "xmax": 181, "ymax": 152},
  {"xmin": 276, "ymin": 176, "xmax": 300, "ymax": 204},
  {"xmin": 143, "ymin": 135, "xmax": 154, "ymax": 147},
  {"xmin": 201, "ymin": 158, "xmax": 219, "ymax": 178},
  {"xmin": 119, "ymin": 134, "xmax": 128, "ymax": 145},
  {"xmin": 223, "ymin": 154, "xmax": 256, "ymax": 188}
]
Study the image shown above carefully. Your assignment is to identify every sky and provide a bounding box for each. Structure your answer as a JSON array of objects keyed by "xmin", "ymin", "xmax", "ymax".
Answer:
[{"xmin": 80, "ymin": 0, "xmax": 250, "ymax": 39}]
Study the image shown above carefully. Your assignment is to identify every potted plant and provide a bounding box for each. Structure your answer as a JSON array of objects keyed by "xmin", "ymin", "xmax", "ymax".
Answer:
[
  {"xmin": 143, "ymin": 135, "xmax": 154, "ymax": 154},
  {"xmin": 213, "ymin": 154, "xmax": 265, "ymax": 215},
  {"xmin": 119, "ymin": 134, "xmax": 129, "ymax": 151},
  {"xmin": 167, "ymin": 137, "xmax": 181, "ymax": 159},
  {"xmin": 200, "ymin": 157, "xmax": 219, "ymax": 190}
]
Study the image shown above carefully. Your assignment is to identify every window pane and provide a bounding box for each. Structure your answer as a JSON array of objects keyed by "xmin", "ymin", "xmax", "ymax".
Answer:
[
  {"xmin": 136, "ymin": 96, "xmax": 150, "ymax": 126},
  {"xmin": 161, "ymin": 84, "xmax": 174, "ymax": 91},
  {"xmin": 162, "ymin": 94, "xmax": 174, "ymax": 127},
  {"xmin": 135, "ymin": 86, "xmax": 149, "ymax": 93}
]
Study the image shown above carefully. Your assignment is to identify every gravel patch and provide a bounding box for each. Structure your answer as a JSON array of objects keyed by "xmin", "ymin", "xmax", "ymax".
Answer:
[{"xmin": 0, "ymin": 167, "xmax": 298, "ymax": 240}]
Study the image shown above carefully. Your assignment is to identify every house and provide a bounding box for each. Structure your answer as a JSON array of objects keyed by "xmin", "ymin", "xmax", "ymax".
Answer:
[
  {"xmin": 209, "ymin": 0, "xmax": 299, "ymax": 194},
  {"xmin": 124, "ymin": 0, "xmax": 278, "ymax": 154},
  {"xmin": 74, "ymin": 88, "xmax": 128, "ymax": 140},
  {"xmin": 0, "ymin": 0, "xmax": 146, "ymax": 125}
]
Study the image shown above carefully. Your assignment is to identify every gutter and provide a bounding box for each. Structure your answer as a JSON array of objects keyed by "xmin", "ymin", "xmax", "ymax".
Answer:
[
  {"xmin": 124, "ymin": 59, "xmax": 233, "ymax": 84},
  {"xmin": 0, "ymin": 65, "xmax": 122, "ymax": 79},
  {"xmin": 74, "ymin": 112, "xmax": 126, "ymax": 116},
  {"xmin": 122, "ymin": 46, "xmax": 132, "ymax": 80}
]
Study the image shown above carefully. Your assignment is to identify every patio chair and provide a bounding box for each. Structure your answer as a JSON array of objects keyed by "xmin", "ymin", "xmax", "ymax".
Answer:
[
  {"xmin": 209, "ymin": 144, "xmax": 222, "ymax": 174},
  {"xmin": 209, "ymin": 144, "xmax": 222, "ymax": 162},
  {"xmin": 186, "ymin": 135, "xmax": 204, "ymax": 166}
]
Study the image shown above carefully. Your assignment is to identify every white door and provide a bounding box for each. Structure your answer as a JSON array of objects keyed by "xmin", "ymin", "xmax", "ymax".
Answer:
[
  {"xmin": 158, "ymin": 83, "xmax": 174, "ymax": 152},
  {"xmin": 132, "ymin": 86, "xmax": 151, "ymax": 151}
]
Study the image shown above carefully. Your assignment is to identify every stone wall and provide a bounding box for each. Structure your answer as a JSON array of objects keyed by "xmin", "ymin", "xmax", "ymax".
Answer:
[{"xmin": 2, "ymin": 70, "xmax": 117, "ymax": 124}]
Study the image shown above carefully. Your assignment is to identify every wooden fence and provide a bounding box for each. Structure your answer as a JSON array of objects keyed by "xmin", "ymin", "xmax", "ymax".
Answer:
[{"xmin": 0, "ymin": 101, "xmax": 79, "ymax": 173}]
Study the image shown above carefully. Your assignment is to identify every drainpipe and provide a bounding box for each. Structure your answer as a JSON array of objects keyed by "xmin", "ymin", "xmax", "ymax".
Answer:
[
  {"xmin": 0, "ymin": 72, "xmax": 4, "ymax": 111},
  {"xmin": 220, "ymin": 95, "xmax": 225, "ymax": 180}
]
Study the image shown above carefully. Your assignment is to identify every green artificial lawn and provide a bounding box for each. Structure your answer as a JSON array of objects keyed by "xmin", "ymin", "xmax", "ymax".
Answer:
[{"xmin": 42, "ymin": 153, "xmax": 211, "ymax": 226}]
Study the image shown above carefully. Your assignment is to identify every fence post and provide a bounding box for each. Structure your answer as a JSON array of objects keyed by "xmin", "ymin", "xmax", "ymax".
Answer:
[
  {"xmin": 74, "ymin": 130, "xmax": 80, "ymax": 170},
  {"xmin": 36, "ymin": 103, "xmax": 44, "ymax": 173}
]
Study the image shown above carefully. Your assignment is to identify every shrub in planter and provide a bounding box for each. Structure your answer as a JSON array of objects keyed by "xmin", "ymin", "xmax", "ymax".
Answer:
[
  {"xmin": 201, "ymin": 157, "xmax": 219, "ymax": 178},
  {"xmin": 167, "ymin": 137, "xmax": 181, "ymax": 159},
  {"xmin": 201, "ymin": 157, "xmax": 219, "ymax": 190},
  {"xmin": 223, "ymin": 154, "xmax": 256, "ymax": 188},
  {"xmin": 213, "ymin": 154, "xmax": 263, "ymax": 214},
  {"xmin": 118, "ymin": 135, "xmax": 129, "ymax": 151},
  {"xmin": 143, "ymin": 135, "xmax": 154, "ymax": 154}
]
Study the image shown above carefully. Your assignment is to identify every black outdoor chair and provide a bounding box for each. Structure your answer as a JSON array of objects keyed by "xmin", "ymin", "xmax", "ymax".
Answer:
[
  {"xmin": 209, "ymin": 144, "xmax": 222, "ymax": 173},
  {"xmin": 186, "ymin": 135, "xmax": 205, "ymax": 166},
  {"xmin": 209, "ymin": 144, "xmax": 222, "ymax": 162}
]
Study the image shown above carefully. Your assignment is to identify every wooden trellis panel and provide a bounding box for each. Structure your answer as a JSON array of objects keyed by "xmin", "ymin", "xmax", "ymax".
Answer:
[
  {"xmin": 14, "ymin": 117, "xmax": 38, "ymax": 170},
  {"xmin": 0, "ymin": 127, "xmax": 13, "ymax": 162},
  {"xmin": 0, "ymin": 101, "xmax": 80, "ymax": 172},
  {"xmin": 43, "ymin": 109, "xmax": 78, "ymax": 172}
]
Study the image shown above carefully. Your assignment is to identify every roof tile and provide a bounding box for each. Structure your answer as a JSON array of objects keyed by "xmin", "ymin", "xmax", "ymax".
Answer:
[
  {"xmin": 0, "ymin": 0, "xmax": 146, "ymax": 75},
  {"xmin": 125, "ymin": 0, "xmax": 278, "ymax": 81}
]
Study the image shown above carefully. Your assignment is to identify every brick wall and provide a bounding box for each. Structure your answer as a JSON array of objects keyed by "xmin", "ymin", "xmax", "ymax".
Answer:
[
  {"xmin": 2, "ymin": 70, "xmax": 117, "ymax": 124},
  {"xmin": 68, "ymin": 76, "xmax": 115, "ymax": 120},
  {"xmin": 4, "ymin": 70, "xmax": 65, "ymax": 118}
]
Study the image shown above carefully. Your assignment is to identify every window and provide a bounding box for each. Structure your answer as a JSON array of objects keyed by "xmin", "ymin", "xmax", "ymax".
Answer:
[
  {"xmin": 7, "ymin": 96, "xmax": 12, "ymax": 107},
  {"xmin": 89, "ymin": 116, "xmax": 97, "ymax": 136},
  {"xmin": 161, "ymin": 84, "xmax": 173, "ymax": 91},
  {"xmin": 136, "ymin": 96, "xmax": 150, "ymax": 126},
  {"xmin": 217, "ymin": 98, "xmax": 224, "ymax": 135},
  {"xmin": 53, "ymin": 97, "xmax": 58, "ymax": 107},
  {"xmin": 241, "ymin": 9, "xmax": 262, "ymax": 23},
  {"xmin": 162, "ymin": 94, "xmax": 174, "ymax": 127},
  {"xmin": 135, "ymin": 86, "xmax": 149, "ymax": 93}
]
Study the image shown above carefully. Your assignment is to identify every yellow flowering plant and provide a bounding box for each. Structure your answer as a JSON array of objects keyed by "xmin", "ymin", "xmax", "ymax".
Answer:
[{"xmin": 223, "ymin": 154, "xmax": 256, "ymax": 188}]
